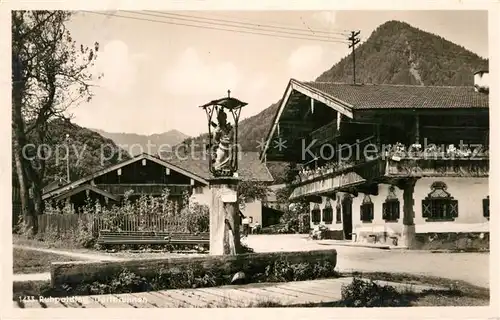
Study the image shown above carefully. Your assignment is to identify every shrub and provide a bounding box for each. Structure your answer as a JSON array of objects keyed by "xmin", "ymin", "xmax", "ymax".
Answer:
[
  {"xmin": 264, "ymin": 258, "xmax": 337, "ymax": 282},
  {"xmin": 340, "ymin": 276, "xmax": 411, "ymax": 307}
]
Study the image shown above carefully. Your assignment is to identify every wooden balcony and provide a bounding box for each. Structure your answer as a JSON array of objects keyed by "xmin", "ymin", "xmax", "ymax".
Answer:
[
  {"xmin": 97, "ymin": 184, "xmax": 190, "ymax": 196},
  {"xmin": 290, "ymin": 154, "xmax": 489, "ymax": 201},
  {"xmin": 310, "ymin": 121, "xmax": 339, "ymax": 145}
]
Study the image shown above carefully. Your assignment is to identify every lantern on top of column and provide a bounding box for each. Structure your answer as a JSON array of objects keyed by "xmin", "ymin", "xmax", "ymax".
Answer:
[{"xmin": 199, "ymin": 90, "xmax": 247, "ymax": 178}]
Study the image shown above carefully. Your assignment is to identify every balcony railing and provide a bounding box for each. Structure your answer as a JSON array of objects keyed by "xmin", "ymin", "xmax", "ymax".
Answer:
[
  {"xmin": 294, "ymin": 142, "xmax": 489, "ymax": 185},
  {"xmin": 310, "ymin": 121, "xmax": 339, "ymax": 145},
  {"xmin": 97, "ymin": 184, "xmax": 190, "ymax": 196}
]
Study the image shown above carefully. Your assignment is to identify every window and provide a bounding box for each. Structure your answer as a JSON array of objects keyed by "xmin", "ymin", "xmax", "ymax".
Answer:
[
  {"xmin": 422, "ymin": 181, "xmax": 458, "ymax": 221},
  {"xmin": 195, "ymin": 186, "xmax": 204, "ymax": 194},
  {"xmin": 483, "ymin": 196, "xmax": 489, "ymax": 218},
  {"xmin": 322, "ymin": 200, "xmax": 333, "ymax": 224},
  {"xmin": 360, "ymin": 194, "xmax": 374, "ymax": 222},
  {"xmin": 382, "ymin": 186, "xmax": 400, "ymax": 222},
  {"xmin": 311, "ymin": 203, "xmax": 321, "ymax": 225}
]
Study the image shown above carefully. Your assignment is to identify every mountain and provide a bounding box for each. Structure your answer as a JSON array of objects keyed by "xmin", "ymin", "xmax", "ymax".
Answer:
[
  {"xmin": 178, "ymin": 20, "xmax": 488, "ymax": 183},
  {"xmin": 316, "ymin": 20, "xmax": 488, "ymax": 85},
  {"xmin": 93, "ymin": 129, "xmax": 190, "ymax": 156},
  {"xmin": 14, "ymin": 119, "xmax": 131, "ymax": 187}
]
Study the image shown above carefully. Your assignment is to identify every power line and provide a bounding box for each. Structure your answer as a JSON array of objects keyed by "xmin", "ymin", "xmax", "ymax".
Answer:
[
  {"xmin": 83, "ymin": 11, "xmax": 349, "ymax": 44},
  {"xmin": 209, "ymin": 10, "xmax": 352, "ymax": 34},
  {"xmin": 145, "ymin": 10, "xmax": 350, "ymax": 37},
  {"xmin": 130, "ymin": 11, "xmax": 349, "ymax": 42},
  {"xmin": 130, "ymin": 11, "xmax": 348, "ymax": 41}
]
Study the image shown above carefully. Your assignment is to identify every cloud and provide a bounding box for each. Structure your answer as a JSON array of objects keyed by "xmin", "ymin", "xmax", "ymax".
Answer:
[
  {"xmin": 287, "ymin": 45, "xmax": 325, "ymax": 81},
  {"xmin": 312, "ymin": 11, "xmax": 337, "ymax": 27},
  {"xmin": 246, "ymin": 73, "xmax": 269, "ymax": 95},
  {"xmin": 162, "ymin": 48, "xmax": 241, "ymax": 96},
  {"xmin": 93, "ymin": 40, "xmax": 143, "ymax": 94}
]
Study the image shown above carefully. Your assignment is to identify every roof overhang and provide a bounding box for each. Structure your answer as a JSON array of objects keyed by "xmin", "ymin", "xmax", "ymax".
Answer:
[
  {"xmin": 48, "ymin": 184, "xmax": 121, "ymax": 202},
  {"xmin": 43, "ymin": 153, "xmax": 208, "ymax": 200},
  {"xmin": 260, "ymin": 79, "xmax": 354, "ymax": 161}
]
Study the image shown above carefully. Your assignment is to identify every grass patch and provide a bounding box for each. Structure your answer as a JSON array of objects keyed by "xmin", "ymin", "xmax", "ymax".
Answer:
[
  {"xmin": 13, "ymin": 280, "xmax": 52, "ymax": 303},
  {"xmin": 13, "ymin": 248, "xmax": 78, "ymax": 274},
  {"xmin": 13, "ymin": 234, "xmax": 83, "ymax": 250},
  {"xmin": 342, "ymin": 271, "xmax": 489, "ymax": 299}
]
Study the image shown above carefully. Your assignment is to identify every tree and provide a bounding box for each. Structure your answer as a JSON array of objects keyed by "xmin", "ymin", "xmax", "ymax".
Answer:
[
  {"xmin": 12, "ymin": 11, "xmax": 101, "ymax": 235},
  {"xmin": 237, "ymin": 181, "xmax": 271, "ymax": 209},
  {"xmin": 275, "ymin": 163, "xmax": 310, "ymax": 233}
]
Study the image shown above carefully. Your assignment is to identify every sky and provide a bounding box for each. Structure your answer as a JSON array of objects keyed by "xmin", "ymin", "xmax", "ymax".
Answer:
[{"xmin": 65, "ymin": 10, "xmax": 489, "ymax": 137}]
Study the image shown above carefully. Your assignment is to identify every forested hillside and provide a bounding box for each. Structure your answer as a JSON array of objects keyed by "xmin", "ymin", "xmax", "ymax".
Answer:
[{"xmin": 178, "ymin": 20, "xmax": 489, "ymax": 182}]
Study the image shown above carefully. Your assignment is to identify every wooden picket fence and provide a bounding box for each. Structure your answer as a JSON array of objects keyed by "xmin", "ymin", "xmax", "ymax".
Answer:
[{"xmin": 37, "ymin": 213, "xmax": 189, "ymax": 236}]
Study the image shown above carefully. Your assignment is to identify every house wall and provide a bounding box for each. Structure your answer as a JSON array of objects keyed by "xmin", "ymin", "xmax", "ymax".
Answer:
[
  {"xmin": 310, "ymin": 177, "xmax": 489, "ymax": 247},
  {"xmin": 94, "ymin": 159, "xmax": 191, "ymax": 185},
  {"xmin": 310, "ymin": 196, "xmax": 344, "ymax": 240},
  {"xmin": 189, "ymin": 185, "xmax": 263, "ymax": 228}
]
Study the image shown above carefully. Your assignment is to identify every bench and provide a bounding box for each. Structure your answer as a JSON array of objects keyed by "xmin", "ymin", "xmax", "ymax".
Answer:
[{"xmin": 97, "ymin": 230, "xmax": 210, "ymax": 246}]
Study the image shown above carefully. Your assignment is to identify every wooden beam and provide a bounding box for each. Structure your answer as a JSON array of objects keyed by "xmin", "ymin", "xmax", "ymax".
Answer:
[
  {"xmin": 399, "ymin": 178, "xmax": 418, "ymax": 248},
  {"xmin": 415, "ymin": 115, "xmax": 420, "ymax": 144},
  {"xmin": 357, "ymin": 184, "xmax": 379, "ymax": 196},
  {"xmin": 263, "ymin": 81, "xmax": 294, "ymax": 157},
  {"xmin": 305, "ymin": 195, "xmax": 323, "ymax": 203},
  {"xmin": 291, "ymin": 80, "xmax": 354, "ymax": 118}
]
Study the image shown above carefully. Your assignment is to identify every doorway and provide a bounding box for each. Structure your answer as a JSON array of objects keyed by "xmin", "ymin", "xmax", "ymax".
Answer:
[{"xmin": 342, "ymin": 195, "xmax": 353, "ymax": 240}]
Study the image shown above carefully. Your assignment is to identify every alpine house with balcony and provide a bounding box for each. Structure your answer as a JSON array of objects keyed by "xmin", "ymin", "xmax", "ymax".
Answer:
[{"xmin": 261, "ymin": 75, "xmax": 489, "ymax": 250}]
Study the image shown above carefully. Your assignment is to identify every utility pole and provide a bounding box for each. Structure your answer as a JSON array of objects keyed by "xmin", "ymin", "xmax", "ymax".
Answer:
[
  {"xmin": 65, "ymin": 134, "xmax": 70, "ymax": 183},
  {"xmin": 348, "ymin": 30, "xmax": 361, "ymax": 84}
]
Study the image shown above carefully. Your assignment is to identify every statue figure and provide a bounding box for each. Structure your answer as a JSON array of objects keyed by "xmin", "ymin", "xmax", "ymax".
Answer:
[{"xmin": 211, "ymin": 109, "xmax": 234, "ymax": 172}]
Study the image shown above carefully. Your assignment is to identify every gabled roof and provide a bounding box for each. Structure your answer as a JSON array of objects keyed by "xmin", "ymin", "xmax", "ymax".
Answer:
[
  {"xmin": 42, "ymin": 153, "xmax": 208, "ymax": 200},
  {"xmin": 303, "ymin": 81, "xmax": 489, "ymax": 109},
  {"xmin": 261, "ymin": 78, "xmax": 489, "ymax": 160},
  {"xmin": 42, "ymin": 177, "xmax": 68, "ymax": 193},
  {"xmin": 261, "ymin": 78, "xmax": 355, "ymax": 161},
  {"xmin": 50, "ymin": 184, "xmax": 121, "ymax": 202},
  {"xmin": 163, "ymin": 151, "xmax": 274, "ymax": 182}
]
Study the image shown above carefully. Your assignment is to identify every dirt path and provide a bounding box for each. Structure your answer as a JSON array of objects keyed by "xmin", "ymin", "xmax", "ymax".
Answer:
[
  {"xmin": 13, "ymin": 272, "xmax": 51, "ymax": 282},
  {"xmin": 13, "ymin": 245, "xmax": 124, "ymax": 262},
  {"xmin": 13, "ymin": 245, "xmax": 124, "ymax": 282},
  {"xmin": 245, "ymin": 234, "xmax": 490, "ymax": 288}
]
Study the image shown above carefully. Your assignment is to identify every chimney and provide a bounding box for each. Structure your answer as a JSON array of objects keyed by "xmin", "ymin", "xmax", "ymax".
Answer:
[{"xmin": 474, "ymin": 70, "xmax": 489, "ymax": 94}]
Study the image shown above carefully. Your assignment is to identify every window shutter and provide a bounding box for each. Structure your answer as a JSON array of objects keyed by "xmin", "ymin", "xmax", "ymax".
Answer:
[
  {"xmin": 422, "ymin": 199, "xmax": 431, "ymax": 218},
  {"xmin": 382, "ymin": 203, "xmax": 388, "ymax": 220},
  {"xmin": 449, "ymin": 200, "xmax": 459, "ymax": 218},
  {"xmin": 394, "ymin": 202, "xmax": 400, "ymax": 220},
  {"xmin": 360, "ymin": 205, "xmax": 364, "ymax": 221},
  {"xmin": 369, "ymin": 203, "xmax": 374, "ymax": 220},
  {"xmin": 336, "ymin": 206, "xmax": 342, "ymax": 222},
  {"xmin": 483, "ymin": 197, "xmax": 489, "ymax": 218}
]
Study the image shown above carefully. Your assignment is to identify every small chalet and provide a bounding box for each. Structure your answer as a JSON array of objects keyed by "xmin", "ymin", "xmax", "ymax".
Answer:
[
  {"xmin": 42, "ymin": 152, "xmax": 274, "ymax": 225},
  {"xmin": 262, "ymin": 74, "xmax": 489, "ymax": 249}
]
